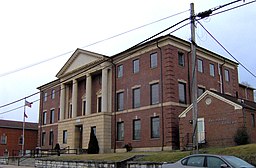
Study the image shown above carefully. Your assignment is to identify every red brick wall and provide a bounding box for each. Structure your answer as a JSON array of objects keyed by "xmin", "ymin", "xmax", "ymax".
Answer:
[
  {"xmin": 239, "ymin": 86, "xmax": 255, "ymax": 101},
  {"xmin": 244, "ymin": 109, "xmax": 256, "ymax": 143},
  {"xmin": 0, "ymin": 128, "xmax": 37, "ymax": 156},
  {"xmin": 38, "ymin": 84, "xmax": 60, "ymax": 149},
  {"xmin": 112, "ymin": 43, "xmax": 240, "ymax": 150},
  {"xmin": 179, "ymin": 94, "xmax": 245, "ymax": 149}
]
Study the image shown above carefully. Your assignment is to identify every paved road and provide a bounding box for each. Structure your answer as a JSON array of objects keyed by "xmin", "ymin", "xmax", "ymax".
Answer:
[{"xmin": 0, "ymin": 165, "xmax": 34, "ymax": 168}]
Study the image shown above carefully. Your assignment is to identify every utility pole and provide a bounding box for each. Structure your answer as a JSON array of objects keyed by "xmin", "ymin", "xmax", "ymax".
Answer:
[{"xmin": 190, "ymin": 3, "xmax": 198, "ymax": 154}]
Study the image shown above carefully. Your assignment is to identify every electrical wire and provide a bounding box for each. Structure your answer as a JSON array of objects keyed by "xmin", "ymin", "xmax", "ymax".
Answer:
[
  {"xmin": 0, "ymin": 15, "xmax": 191, "ymax": 115},
  {"xmin": 210, "ymin": 0, "xmax": 256, "ymax": 17},
  {"xmin": 0, "ymin": 9, "xmax": 189, "ymax": 78},
  {"xmin": 196, "ymin": 20, "xmax": 256, "ymax": 78}
]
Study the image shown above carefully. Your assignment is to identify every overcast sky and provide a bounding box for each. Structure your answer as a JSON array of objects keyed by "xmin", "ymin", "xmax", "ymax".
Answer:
[{"xmin": 0, "ymin": 0, "xmax": 255, "ymax": 123}]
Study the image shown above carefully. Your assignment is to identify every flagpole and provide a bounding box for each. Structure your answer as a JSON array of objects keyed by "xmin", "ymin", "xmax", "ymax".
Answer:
[{"xmin": 22, "ymin": 99, "xmax": 26, "ymax": 156}]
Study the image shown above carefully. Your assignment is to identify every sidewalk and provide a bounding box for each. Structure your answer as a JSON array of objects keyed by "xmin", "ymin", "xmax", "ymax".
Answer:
[{"xmin": 0, "ymin": 165, "xmax": 34, "ymax": 168}]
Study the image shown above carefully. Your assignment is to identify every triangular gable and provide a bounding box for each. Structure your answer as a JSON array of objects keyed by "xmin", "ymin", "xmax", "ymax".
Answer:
[
  {"xmin": 56, "ymin": 48, "xmax": 109, "ymax": 78},
  {"xmin": 179, "ymin": 90, "xmax": 243, "ymax": 118}
]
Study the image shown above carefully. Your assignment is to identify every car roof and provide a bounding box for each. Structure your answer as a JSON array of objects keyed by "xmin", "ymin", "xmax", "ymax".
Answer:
[{"xmin": 184, "ymin": 154, "xmax": 229, "ymax": 158}]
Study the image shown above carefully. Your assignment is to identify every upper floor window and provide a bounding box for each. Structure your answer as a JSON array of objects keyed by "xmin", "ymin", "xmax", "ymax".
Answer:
[
  {"xmin": 117, "ymin": 92, "xmax": 124, "ymax": 111},
  {"xmin": 197, "ymin": 59, "xmax": 203, "ymax": 73},
  {"xmin": 58, "ymin": 108, "xmax": 60, "ymax": 121},
  {"xmin": 178, "ymin": 52, "xmax": 185, "ymax": 67},
  {"xmin": 42, "ymin": 111, "xmax": 47, "ymax": 125},
  {"xmin": 150, "ymin": 53, "xmax": 157, "ymax": 68},
  {"xmin": 117, "ymin": 122, "xmax": 124, "ymax": 141},
  {"xmin": 209, "ymin": 63, "xmax": 215, "ymax": 77},
  {"xmin": 225, "ymin": 69, "xmax": 230, "ymax": 82},
  {"xmin": 97, "ymin": 96, "xmax": 102, "ymax": 112},
  {"xmin": 150, "ymin": 83, "xmax": 159, "ymax": 105},
  {"xmin": 69, "ymin": 103, "xmax": 72, "ymax": 118},
  {"xmin": 151, "ymin": 117, "xmax": 160, "ymax": 138},
  {"xmin": 1, "ymin": 134, "xmax": 7, "ymax": 145},
  {"xmin": 132, "ymin": 88, "xmax": 140, "ymax": 108},
  {"xmin": 82, "ymin": 100, "xmax": 86, "ymax": 115},
  {"xmin": 117, "ymin": 65, "xmax": 123, "ymax": 78},
  {"xmin": 51, "ymin": 89, "xmax": 55, "ymax": 99},
  {"xmin": 44, "ymin": 92, "xmax": 47, "ymax": 102},
  {"xmin": 178, "ymin": 82, "xmax": 186, "ymax": 104},
  {"xmin": 50, "ymin": 109, "xmax": 54, "ymax": 124},
  {"xmin": 133, "ymin": 59, "xmax": 139, "ymax": 73},
  {"xmin": 133, "ymin": 119, "xmax": 141, "ymax": 140}
]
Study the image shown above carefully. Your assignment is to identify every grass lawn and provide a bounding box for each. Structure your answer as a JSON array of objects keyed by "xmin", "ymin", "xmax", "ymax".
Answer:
[{"xmin": 47, "ymin": 144, "xmax": 256, "ymax": 165}]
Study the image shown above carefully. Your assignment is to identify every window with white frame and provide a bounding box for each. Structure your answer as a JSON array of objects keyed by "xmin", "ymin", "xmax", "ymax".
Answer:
[
  {"xmin": 197, "ymin": 59, "xmax": 203, "ymax": 73},
  {"xmin": 50, "ymin": 109, "xmax": 54, "ymax": 124},
  {"xmin": 44, "ymin": 92, "xmax": 47, "ymax": 102},
  {"xmin": 150, "ymin": 53, "xmax": 157, "ymax": 68},
  {"xmin": 51, "ymin": 89, "xmax": 55, "ymax": 99},
  {"xmin": 1, "ymin": 134, "xmax": 7, "ymax": 144},
  {"xmin": 178, "ymin": 52, "xmax": 185, "ymax": 67},
  {"xmin": 42, "ymin": 111, "xmax": 47, "ymax": 125},
  {"xmin": 151, "ymin": 117, "xmax": 160, "ymax": 138},
  {"xmin": 225, "ymin": 69, "xmax": 230, "ymax": 82},
  {"xmin": 69, "ymin": 103, "xmax": 72, "ymax": 118},
  {"xmin": 117, "ymin": 92, "xmax": 124, "ymax": 111},
  {"xmin": 133, "ymin": 119, "xmax": 141, "ymax": 140},
  {"xmin": 117, "ymin": 122, "xmax": 124, "ymax": 141},
  {"xmin": 117, "ymin": 65, "xmax": 123, "ymax": 78},
  {"xmin": 150, "ymin": 83, "xmax": 159, "ymax": 105},
  {"xmin": 133, "ymin": 59, "xmax": 139, "ymax": 73},
  {"xmin": 132, "ymin": 88, "xmax": 140, "ymax": 108},
  {"xmin": 63, "ymin": 130, "xmax": 67, "ymax": 144},
  {"xmin": 210, "ymin": 63, "xmax": 215, "ymax": 77},
  {"xmin": 178, "ymin": 82, "xmax": 186, "ymax": 104}
]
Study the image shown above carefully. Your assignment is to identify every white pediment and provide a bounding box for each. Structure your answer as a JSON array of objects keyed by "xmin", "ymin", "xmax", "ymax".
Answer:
[
  {"xmin": 56, "ymin": 49, "xmax": 108, "ymax": 78},
  {"xmin": 65, "ymin": 52, "xmax": 98, "ymax": 73}
]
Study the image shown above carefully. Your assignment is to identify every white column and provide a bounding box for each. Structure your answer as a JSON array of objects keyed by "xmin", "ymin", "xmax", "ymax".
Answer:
[
  {"xmin": 72, "ymin": 79, "xmax": 78, "ymax": 118},
  {"xmin": 60, "ymin": 83, "xmax": 65, "ymax": 120},
  {"xmin": 86, "ymin": 74, "xmax": 92, "ymax": 115},
  {"xmin": 102, "ymin": 68, "xmax": 108, "ymax": 112}
]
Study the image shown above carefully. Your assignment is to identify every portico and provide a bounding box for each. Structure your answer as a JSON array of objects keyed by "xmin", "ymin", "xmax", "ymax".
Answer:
[{"xmin": 56, "ymin": 49, "xmax": 112, "ymax": 153}]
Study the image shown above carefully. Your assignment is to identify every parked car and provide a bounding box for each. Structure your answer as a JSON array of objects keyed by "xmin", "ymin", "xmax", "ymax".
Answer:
[{"xmin": 162, "ymin": 154, "xmax": 255, "ymax": 168}]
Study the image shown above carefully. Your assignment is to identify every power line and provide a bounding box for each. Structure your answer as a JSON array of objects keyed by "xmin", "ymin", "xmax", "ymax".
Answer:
[
  {"xmin": 0, "ymin": 92, "xmax": 39, "ymax": 109},
  {"xmin": 196, "ymin": 20, "xmax": 256, "ymax": 78},
  {"xmin": 210, "ymin": 0, "xmax": 256, "ymax": 17},
  {"xmin": 0, "ymin": 9, "xmax": 189, "ymax": 78},
  {"xmin": 0, "ymin": 15, "xmax": 191, "ymax": 115}
]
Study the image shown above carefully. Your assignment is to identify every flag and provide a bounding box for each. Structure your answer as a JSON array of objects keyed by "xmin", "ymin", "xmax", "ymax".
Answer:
[
  {"xmin": 25, "ymin": 100, "xmax": 32, "ymax": 108},
  {"xmin": 24, "ymin": 112, "xmax": 28, "ymax": 118}
]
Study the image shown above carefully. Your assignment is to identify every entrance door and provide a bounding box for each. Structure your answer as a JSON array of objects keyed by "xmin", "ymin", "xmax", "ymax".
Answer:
[
  {"xmin": 197, "ymin": 118, "xmax": 205, "ymax": 143},
  {"xmin": 75, "ymin": 125, "xmax": 83, "ymax": 149}
]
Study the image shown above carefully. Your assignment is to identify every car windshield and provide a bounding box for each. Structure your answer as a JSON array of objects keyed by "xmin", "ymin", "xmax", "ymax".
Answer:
[{"xmin": 222, "ymin": 156, "xmax": 254, "ymax": 168}]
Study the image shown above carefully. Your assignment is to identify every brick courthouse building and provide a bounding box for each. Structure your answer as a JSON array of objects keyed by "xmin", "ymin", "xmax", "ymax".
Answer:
[{"xmin": 37, "ymin": 34, "xmax": 255, "ymax": 153}]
